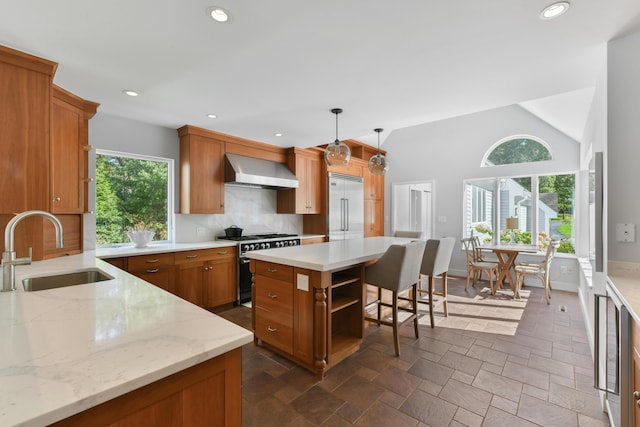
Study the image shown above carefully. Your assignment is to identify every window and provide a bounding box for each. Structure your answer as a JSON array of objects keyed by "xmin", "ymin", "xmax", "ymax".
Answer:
[
  {"xmin": 95, "ymin": 150, "xmax": 173, "ymax": 246},
  {"xmin": 483, "ymin": 135, "xmax": 552, "ymax": 166},
  {"xmin": 464, "ymin": 174, "xmax": 575, "ymax": 253}
]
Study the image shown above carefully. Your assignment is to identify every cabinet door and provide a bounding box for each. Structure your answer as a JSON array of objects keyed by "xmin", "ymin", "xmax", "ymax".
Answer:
[
  {"xmin": 364, "ymin": 171, "xmax": 383, "ymax": 200},
  {"xmin": 364, "ymin": 199, "xmax": 384, "ymax": 237},
  {"xmin": 205, "ymin": 257, "xmax": 236, "ymax": 307},
  {"xmin": 51, "ymin": 97, "xmax": 83, "ymax": 213},
  {"xmin": 131, "ymin": 267, "xmax": 175, "ymax": 294},
  {"xmin": 305, "ymin": 155, "xmax": 321, "ymax": 213},
  {"xmin": 180, "ymin": 135, "xmax": 224, "ymax": 214},
  {"xmin": 176, "ymin": 262, "xmax": 205, "ymax": 306}
]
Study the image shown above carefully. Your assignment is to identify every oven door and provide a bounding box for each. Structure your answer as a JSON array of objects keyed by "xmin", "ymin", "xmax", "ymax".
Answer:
[{"xmin": 238, "ymin": 256, "xmax": 252, "ymax": 304}]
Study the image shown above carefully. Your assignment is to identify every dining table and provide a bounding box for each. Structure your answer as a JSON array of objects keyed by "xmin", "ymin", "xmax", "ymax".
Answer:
[{"xmin": 478, "ymin": 243, "xmax": 539, "ymax": 294}]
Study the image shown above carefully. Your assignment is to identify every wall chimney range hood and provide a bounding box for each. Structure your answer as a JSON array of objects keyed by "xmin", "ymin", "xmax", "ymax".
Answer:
[{"xmin": 224, "ymin": 153, "xmax": 299, "ymax": 189}]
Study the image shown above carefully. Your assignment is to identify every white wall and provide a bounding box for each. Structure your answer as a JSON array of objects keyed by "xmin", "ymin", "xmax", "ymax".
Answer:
[
  {"xmin": 608, "ymin": 29, "xmax": 640, "ymax": 263},
  {"xmin": 86, "ymin": 113, "xmax": 300, "ymax": 248},
  {"xmin": 383, "ymin": 104, "xmax": 581, "ymax": 290}
]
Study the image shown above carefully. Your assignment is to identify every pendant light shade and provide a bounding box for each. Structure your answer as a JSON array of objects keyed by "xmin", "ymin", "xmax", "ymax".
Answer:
[
  {"xmin": 324, "ymin": 108, "xmax": 351, "ymax": 166},
  {"xmin": 368, "ymin": 128, "xmax": 388, "ymax": 175}
]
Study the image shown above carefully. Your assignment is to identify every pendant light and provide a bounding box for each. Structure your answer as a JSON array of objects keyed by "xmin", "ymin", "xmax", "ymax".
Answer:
[
  {"xmin": 324, "ymin": 108, "xmax": 351, "ymax": 166},
  {"xmin": 368, "ymin": 128, "xmax": 388, "ymax": 175}
]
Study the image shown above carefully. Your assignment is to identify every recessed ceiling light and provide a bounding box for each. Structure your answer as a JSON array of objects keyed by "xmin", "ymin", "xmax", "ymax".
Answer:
[
  {"xmin": 540, "ymin": 2, "xmax": 570, "ymax": 19},
  {"xmin": 123, "ymin": 90, "xmax": 139, "ymax": 97},
  {"xmin": 207, "ymin": 114, "xmax": 217, "ymax": 119},
  {"xmin": 208, "ymin": 7, "xmax": 230, "ymax": 23},
  {"xmin": 274, "ymin": 133, "xmax": 283, "ymax": 137}
]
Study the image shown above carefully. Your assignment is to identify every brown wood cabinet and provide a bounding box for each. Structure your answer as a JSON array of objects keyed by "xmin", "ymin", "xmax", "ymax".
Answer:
[
  {"xmin": 0, "ymin": 46, "xmax": 98, "ymax": 260},
  {"xmin": 51, "ymin": 347, "xmax": 242, "ymax": 427},
  {"xmin": 364, "ymin": 199, "xmax": 384, "ymax": 237},
  {"xmin": 251, "ymin": 260, "xmax": 364, "ymax": 379},
  {"xmin": 128, "ymin": 252, "xmax": 176, "ymax": 294},
  {"xmin": 178, "ymin": 126, "xmax": 225, "ymax": 214},
  {"xmin": 51, "ymin": 85, "xmax": 98, "ymax": 214},
  {"xmin": 174, "ymin": 248, "xmax": 236, "ymax": 308},
  {"xmin": 105, "ymin": 247, "xmax": 237, "ymax": 309},
  {"xmin": 277, "ymin": 148, "xmax": 322, "ymax": 214}
]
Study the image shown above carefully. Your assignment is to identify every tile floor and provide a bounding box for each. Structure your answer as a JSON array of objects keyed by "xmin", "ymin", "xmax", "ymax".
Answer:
[{"xmin": 217, "ymin": 277, "xmax": 610, "ymax": 427}]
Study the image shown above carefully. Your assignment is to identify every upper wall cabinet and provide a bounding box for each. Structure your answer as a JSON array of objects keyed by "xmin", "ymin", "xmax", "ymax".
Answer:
[
  {"xmin": 178, "ymin": 125, "xmax": 225, "ymax": 214},
  {"xmin": 0, "ymin": 45, "xmax": 98, "ymax": 259},
  {"xmin": 277, "ymin": 148, "xmax": 322, "ymax": 214},
  {"xmin": 0, "ymin": 45, "xmax": 56, "ymax": 213},
  {"xmin": 51, "ymin": 85, "xmax": 99, "ymax": 214}
]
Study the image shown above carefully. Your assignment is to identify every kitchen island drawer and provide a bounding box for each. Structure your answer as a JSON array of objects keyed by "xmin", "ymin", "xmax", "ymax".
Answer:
[
  {"xmin": 255, "ymin": 261, "xmax": 293, "ymax": 282},
  {"xmin": 254, "ymin": 312, "xmax": 293, "ymax": 354},
  {"xmin": 127, "ymin": 252, "xmax": 175, "ymax": 270},
  {"xmin": 255, "ymin": 277, "xmax": 293, "ymax": 313},
  {"xmin": 174, "ymin": 247, "xmax": 234, "ymax": 264}
]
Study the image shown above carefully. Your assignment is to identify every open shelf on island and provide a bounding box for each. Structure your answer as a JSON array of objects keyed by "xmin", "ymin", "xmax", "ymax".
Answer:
[
  {"xmin": 331, "ymin": 273, "xmax": 360, "ymax": 288},
  {"xmin": 331, "ymin": 296, "xmax": 359, "ymax": 313}
]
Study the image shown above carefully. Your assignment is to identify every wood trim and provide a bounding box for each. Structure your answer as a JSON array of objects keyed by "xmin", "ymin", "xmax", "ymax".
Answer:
[
  {"xmin": 0, "ymin": 44, "xmax": 58, "ymax": 76},
  {"xmin": 53, "ymin": 85, "xmax": 100, "ymax": 118}
]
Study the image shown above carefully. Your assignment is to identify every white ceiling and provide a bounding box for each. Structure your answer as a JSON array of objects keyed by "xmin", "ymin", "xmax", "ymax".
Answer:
[{"xmin": 1, "ymin": 1, "xmax": 639, "ymax": 148}]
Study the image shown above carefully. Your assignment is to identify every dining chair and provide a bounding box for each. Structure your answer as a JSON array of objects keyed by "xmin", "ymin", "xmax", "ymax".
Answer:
[
  {"xmin": 515, "ymin": 240, "xmax": 560, "ymax": 304},
  {"xmin": 472, "ymin": 235, "xmax": 499, "ymax": 264},
  {"xmin": 364, "ymin": 240, "xmax": 426, "ymax": 356},
  {"xmin": 461, "ymin": 237, "xmax": 499, "ymax": 294},
  {"xmin": 394, "ymin": 230, "xmax": 424, "ymax": 239},
  {"xmin": 415, "ymin": 237, "xmax": 455, "ymax": 328}
]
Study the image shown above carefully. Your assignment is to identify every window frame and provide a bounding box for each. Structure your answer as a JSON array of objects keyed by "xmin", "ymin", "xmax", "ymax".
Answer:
[
  {"xmin": 481, "ymin": 134, "xmax": 553, "ymax": 167},
  {"xmin": 463, "ymin": 171, "xmax": 577, "ymax": 254},
  {"xmin": 95, "ymin": 149, "xmax": 174, "ymax": 247}
]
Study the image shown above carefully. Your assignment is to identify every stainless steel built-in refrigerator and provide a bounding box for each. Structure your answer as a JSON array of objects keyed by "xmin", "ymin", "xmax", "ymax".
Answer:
[{"xmin": 328, "ymin": 173, "xmax": 364, "ymax": 240}]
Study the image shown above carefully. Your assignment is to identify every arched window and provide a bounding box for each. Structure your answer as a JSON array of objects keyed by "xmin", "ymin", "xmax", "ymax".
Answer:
[{"xmin": 482, "ymin": 135, "xmax": 552, "ymax": 167}]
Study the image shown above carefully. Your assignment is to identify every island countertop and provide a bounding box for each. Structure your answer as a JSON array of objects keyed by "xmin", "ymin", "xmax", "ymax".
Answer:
[
  {"xmin": 245, "ymin": 236, "xmax": 416, "ymax": 271},
  {"xmin": 0, "ymin": 251, "xmax": 253, "ymax": 427}
]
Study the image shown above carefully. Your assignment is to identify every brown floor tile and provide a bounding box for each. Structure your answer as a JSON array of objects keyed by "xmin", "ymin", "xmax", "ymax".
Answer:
[
  {"xmin": 222, "ymin": 279, "xmax": 609, "ymax": 426},
  {"xmin": 355, "ymin": 401, "xmax": 420, "ymax": 427},
  {"xmin": 516, "ymin": 394, "xmax": 578, "ymax": 426},
  {"xmin": 472, "ymin": 369, "xmax": 523, "ymax": 401},
  {"xmin": 399, "ymin": 388, "xmax": 457, "ymax": 425},
  {"xmin": 482, "ymin": 406, "xmax": 539, "ymax": 427}
]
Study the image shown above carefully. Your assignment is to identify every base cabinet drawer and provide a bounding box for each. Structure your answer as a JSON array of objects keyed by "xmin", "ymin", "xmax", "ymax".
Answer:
[
  {"xmin": 254, "ymin": 311, "xmax": 293, "ymax": 354},
  {"xmin": 254, "ymin": 277, "xmax": 293, "ymax": 316}
]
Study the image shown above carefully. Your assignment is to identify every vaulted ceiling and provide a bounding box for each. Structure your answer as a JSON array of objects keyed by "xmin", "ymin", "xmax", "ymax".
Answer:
[{"xmin": 1, "ymin": 1, "xmax": 639, "ymax": 148}]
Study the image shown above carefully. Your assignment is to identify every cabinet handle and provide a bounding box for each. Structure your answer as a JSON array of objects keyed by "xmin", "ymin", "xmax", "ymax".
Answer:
[
  {"xmin": 267, "ymin": 292, "xmax": 278, "ymax": 299},
  {"xmin": 217, "ymin": 250, "xmax": 228, "ymax": 255},
  {"xmin": 203, "ymin": 267, "xmax": 209, "ymax": 271},
  {"xmin": 145, "ymin": 259, "xmax": 159, "ymax": 264},
  {"xmin": 267, "ymin": 326, "xmax": 277, "ymax": 332},
  {"xmin": 634, "ymin": 391, "xmax": 640, "ymax": 400},
  {"xmin": 54, "ymin": 196, "xmax": 61, "ymax": 202},
  {"xmin": 268, "ymin": 268, "xmax": 278, "ymax": 273},
  {"xmin": 637, "ymin": 401, "xmax": 640, "ymax": 409},
  {"xmin": 146, "ymin": 268, "xmax": 159, "ymax": 273},
  {"xmin": 186, "ymin": 254, "xmax": 198, "ymax": 259}
]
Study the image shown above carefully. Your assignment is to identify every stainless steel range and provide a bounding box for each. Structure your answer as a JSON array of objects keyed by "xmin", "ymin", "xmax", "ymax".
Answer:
[{"xmin": 218, "ymin": 233, "xmax": 301, "ymax": 304}]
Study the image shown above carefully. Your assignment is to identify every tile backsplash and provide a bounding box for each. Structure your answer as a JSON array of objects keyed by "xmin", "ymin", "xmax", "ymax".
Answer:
[{"xmin": 174, "ymin": 185, "xmax": 302, "ymax": 242}]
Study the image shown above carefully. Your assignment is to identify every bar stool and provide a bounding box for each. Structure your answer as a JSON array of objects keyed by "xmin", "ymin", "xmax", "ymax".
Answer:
[
  {"xmin": 364, "ymin": 240, "xmax": 426, "ymax": 356},
  {"xmin": 416, "ymin": 237, "xmax": 455, "ymax": 328}
]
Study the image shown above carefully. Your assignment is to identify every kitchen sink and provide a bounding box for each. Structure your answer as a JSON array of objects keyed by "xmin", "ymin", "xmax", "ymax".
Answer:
[{"xmin": 22, "ymin": 268, "xmax": 114, "ymax": 292}]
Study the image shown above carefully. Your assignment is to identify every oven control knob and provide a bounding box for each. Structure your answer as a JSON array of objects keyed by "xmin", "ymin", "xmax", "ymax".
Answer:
[{"xmin": 249, "ymin": 244, "xmax": 255, "ymax": 250}]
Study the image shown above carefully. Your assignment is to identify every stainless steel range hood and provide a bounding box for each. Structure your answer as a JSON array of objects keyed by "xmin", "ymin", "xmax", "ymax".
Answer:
[{"xmin": 224, "ymin": 153, "xmax": 299, "ymax": 189}]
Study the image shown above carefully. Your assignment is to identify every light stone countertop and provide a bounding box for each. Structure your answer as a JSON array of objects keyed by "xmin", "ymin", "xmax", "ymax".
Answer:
[
  {"xmin": 95, "ymin": 240, "xmax": 237, "ymax": 258},
  {"xmin": 608, "ymin": 261, "xmax": 640, "ymax": 324},
  {"xmin": 245, "ymin": 236, "xmax": 416, "ymax": 271},
  {"xmin": 0, "ymin": 251, "xmax": 253, "ymax": 427}
]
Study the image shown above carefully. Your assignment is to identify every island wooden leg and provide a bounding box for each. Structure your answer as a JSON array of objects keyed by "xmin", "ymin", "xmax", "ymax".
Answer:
[{"xmin": 314, "ymin": 287, "xmax": 327, "ymax": 379}]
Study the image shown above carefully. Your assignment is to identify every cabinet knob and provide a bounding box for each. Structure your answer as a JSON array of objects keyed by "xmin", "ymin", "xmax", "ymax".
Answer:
[
  {"xmin": 634, "ymin": 391, "xmax": 640, "ymax": 400},
  {"xmin": 54, "ymin": 196, "xmax": 61, "ymax": 202}
]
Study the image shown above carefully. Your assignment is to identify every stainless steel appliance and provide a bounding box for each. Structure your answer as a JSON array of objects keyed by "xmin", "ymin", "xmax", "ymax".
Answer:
[
  {"xmin": 218, "ymin": 233, "xmax": 301, "ymax": 304},
  {"xmin": 328, "ymin": 172, "xmax": 364, "ymax": 240}
]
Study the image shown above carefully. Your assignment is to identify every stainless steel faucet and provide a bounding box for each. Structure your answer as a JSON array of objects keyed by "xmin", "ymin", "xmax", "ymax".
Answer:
[{"xmin": 2, "ymin": 210, "xmax": 64, "ymax": 292}]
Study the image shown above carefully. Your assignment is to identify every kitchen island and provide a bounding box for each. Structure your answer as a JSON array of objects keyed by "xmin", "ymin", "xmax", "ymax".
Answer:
[
  {"xmin": 0, "ymin": 251, "xmax": 253, "ymax": 426},
  {"xmin": 246, "ymin": 236, "xmax": 415, "ymax": 379}
]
